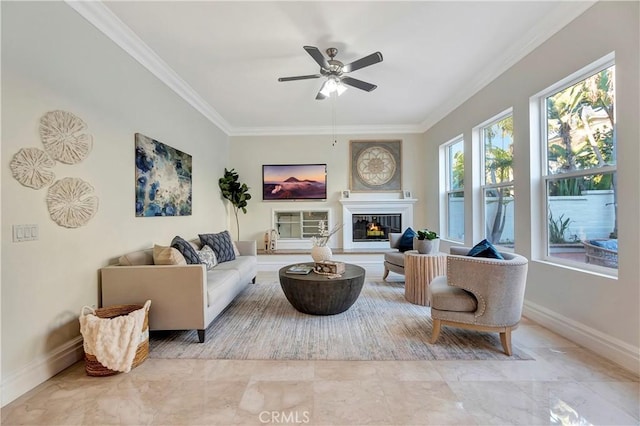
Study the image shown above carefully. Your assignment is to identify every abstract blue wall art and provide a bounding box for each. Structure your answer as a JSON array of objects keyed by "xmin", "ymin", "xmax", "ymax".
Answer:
[{"xmin": 135, "ymin": 133, "xmax": 192, "ymax": 217}]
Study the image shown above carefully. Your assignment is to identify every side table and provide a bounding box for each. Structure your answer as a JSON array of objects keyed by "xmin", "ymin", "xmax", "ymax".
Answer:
[{"xmin": 404, "ymin": 251, "xmax": 447, "ymax": 306}]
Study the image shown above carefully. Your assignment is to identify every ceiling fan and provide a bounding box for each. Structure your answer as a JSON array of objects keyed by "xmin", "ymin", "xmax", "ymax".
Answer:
[{"xmin": 278, "ymin": 46, "xmax": 383, "ymax": 100}]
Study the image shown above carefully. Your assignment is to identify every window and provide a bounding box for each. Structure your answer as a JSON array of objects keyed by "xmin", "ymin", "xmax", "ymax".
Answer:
[
  {"xmin": 542, "ymin": 60, "xmax": 617, "ymax": 270},
  {"xmin": 444, "ymin": 137, "xmax": 464, "ymax": 241},
  {"xmin": 481, "ymin": 113, "xmax": 515, "ymax": 247}
]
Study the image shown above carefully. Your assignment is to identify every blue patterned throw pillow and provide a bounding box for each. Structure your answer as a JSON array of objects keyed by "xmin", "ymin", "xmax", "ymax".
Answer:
[
  {"xmin": 171, "ymin": 236, "xmax": 201, "ymax": 264},
  {"xmin": 199, "ymin": 231, "xmax": 236, "ymax": 263},
  {"xmin": 467, "ymin": 239, "xmax": 504, "ymax": 259},
  {"xmin": 398, "ymin": 227, "xmax": 416, "ymax": 252}
]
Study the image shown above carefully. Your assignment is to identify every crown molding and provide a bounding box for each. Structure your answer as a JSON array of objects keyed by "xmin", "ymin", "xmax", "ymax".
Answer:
[
  {"xmin": 65, "ymin": 0, "xmax": 233, "ymax": 135},
  {"xmin": 229, "ymin": 123, "xmax": 423, "ymax": 137},
  {"xmin": 417, "ymin": 1, "xmax": 596, "ymax": 133},
  {"xmin": 66, "ymin": 1, "xmax": 594, "ymax": 138}
]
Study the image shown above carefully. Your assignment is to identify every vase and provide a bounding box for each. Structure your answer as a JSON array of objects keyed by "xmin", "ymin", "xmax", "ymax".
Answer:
[
  {"xmin": 413, "ymin": 238, "xmax": 440, "ymax": 254},
  {"xmin": 311, "ymin": 245, "xmax": 332, "ymax": 262}
]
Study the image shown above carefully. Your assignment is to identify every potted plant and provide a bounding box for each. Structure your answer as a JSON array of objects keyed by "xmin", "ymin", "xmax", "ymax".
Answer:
[
  {"xmin": 218, "ymin": 168, "xmax": 251, "ymax": 240},
  {"xmin": 413, "ymin": 229, "xmax": 440, "ymax": 254}
]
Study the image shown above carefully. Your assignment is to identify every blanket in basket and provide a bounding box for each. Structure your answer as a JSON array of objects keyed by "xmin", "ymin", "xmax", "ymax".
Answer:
[{"xmin": 79, "ymin": 300, "xmax": 150, "ymax": 372}]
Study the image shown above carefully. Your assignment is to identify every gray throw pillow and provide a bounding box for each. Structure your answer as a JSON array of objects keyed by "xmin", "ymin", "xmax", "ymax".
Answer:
[{"xmin": 199, "ymin": 231, "xmax": 236, "ymax": 263}]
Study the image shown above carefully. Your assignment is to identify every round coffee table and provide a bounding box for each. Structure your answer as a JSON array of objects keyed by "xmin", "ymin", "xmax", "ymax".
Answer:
[{"xmin": 278, "ymin": 263, "xmax": 366, "ymax": 315}]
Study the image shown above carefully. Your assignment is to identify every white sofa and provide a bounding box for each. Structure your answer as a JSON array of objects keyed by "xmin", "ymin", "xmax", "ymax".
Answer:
[{"xmin": 100, "ymin": 239, "xmax": 257, "ymax": 343}]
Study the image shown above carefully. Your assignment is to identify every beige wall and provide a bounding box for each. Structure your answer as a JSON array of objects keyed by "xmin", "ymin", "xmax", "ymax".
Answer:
[
  {"xmin": 229, "ymin": 133, "xmax": 427, "ymax": 247},
  {"xmin": 1, "ymin": 2, "xmax": 229, "ymax": 403},
  {"xmin": 423, "ymin": 1, "xmax": 639, "ymax": 371}
]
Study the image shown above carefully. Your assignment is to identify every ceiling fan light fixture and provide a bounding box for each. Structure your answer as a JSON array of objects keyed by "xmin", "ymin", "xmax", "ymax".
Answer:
[
  {"xmin": 320, "ymin": 77, "xmax": 347, "ymax": 97},
  {"xmin": 279, "ymin": 45, "xmax": 382, "ymax": 99}
]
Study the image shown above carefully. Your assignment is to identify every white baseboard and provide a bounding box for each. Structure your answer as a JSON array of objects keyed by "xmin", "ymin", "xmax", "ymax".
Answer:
[
  {"xmin": 523, "ymin": 300, "xmax": 639, "ymax": 375},
  {"xmin": 1, "ymin": 336, "xmax": 84, "ymax": 407}
]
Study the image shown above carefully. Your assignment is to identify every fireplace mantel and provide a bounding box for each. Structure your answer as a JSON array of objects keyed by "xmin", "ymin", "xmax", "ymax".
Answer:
[{"xmin": 340, "ymin": 198, "xmax": 417, "ymax": 249}]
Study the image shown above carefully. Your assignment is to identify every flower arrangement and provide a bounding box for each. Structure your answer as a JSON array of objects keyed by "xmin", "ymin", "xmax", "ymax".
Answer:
[{"xmin": 310, "ymin": 220, "xmax": 343, "ymax": 247}]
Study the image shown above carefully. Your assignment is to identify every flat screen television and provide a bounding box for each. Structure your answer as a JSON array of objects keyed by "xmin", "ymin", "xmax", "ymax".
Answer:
[{"xmin": 262, "ymin": 164, "xmax": 327, "ymax": 201}]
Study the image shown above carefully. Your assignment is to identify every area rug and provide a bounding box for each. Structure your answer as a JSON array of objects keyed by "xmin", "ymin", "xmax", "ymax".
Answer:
[{"xmin": 149, "ymin": 279, "xmax": 533, "ymax": 361}]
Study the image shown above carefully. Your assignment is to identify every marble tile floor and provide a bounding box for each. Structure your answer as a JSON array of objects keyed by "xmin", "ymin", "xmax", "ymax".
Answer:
[{"xmin": 3, "ymin": 278, "xmax": 639, "ymax": 425}]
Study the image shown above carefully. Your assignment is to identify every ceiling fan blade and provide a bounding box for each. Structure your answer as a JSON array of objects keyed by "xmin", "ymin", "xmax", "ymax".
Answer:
[
  {"xmin": 278, "ymin": 74, "xmax": 321, "ymax": 82},
  {"xmin": 315, "ymin": 80, "xmax": 329, "ymax": 100},
  {"xmin": 303, "ymin": 46, "xmax": 330, "ymax": 69},
  {"xmin": 342, "ymin": 52, "xmax": 383, "ymax": 73},
  {"xmin": 341, "ymin": 77, "xmax": 377, "ymax": 92}
]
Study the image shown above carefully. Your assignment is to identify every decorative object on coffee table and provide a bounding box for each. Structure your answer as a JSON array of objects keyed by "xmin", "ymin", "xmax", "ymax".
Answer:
[
  {"xmin": 310, "ymin": 220, "xmax": 342, "ymax": 262},
  {"xmin": 314, "ymin": 260, "xmax": 346, "ymax": 275},
  {"xmin": 279, "ymin": 263, "xmax": 365, "ymax": 315},
  {"xmin": 404, "ymin": 251, "xmax": 447, "ymax": 306}
]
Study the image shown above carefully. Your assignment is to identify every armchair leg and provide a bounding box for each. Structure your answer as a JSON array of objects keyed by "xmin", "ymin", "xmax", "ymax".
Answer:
[
  {"xmin": 197, "ymin": 329, "xmax": 205, "ymax": 343},
  {"xmin": 430, "ymin": 319, "xmax": 441, "ymax": 344},
  {"xmin": 500, "ymin": 328, "xmax": 512, "ymax": 356},
  {"xmin": 383, "ymin": 267, "xmax": 390, "ymax": 280}
]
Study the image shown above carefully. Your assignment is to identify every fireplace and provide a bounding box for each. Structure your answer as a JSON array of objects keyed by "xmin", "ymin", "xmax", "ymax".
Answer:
[
  {"xmin": 352, "ymin": 214, "xmax": 402, "ymax": 242},
  {"xmin": 340, "ymin": 197, "xmax": 416, "ymax": 249}
]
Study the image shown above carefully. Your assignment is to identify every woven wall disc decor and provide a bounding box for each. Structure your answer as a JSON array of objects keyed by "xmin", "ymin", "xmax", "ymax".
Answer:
[
  {"xmin": 10, "ymin": 147, "xmax": 56, "ymax": 189},
  {"xmin": 46, "ymin": 177, "xmax": 99, "ymax": 228},
  {"xmin": 39, "ymin": 110, "xmax": 93, "ymax": 164}
]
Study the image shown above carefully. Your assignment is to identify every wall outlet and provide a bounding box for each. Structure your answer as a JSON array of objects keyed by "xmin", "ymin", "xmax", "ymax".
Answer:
[{"xmin": 12, "ymin": 224, "xmax": 38, "ymax": 242}]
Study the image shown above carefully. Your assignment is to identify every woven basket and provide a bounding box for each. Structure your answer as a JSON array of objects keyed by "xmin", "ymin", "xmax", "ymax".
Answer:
[
  {"xmin": 582, "ymin": 239, "xmax": 618, "ymax": 268},
  {"xmin": 83, "ymin": 301, "xmax": 150, "ymax": 377}
]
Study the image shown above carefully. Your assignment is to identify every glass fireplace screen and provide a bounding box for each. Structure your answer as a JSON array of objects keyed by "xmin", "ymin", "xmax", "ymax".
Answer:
[{"xmin": 352, "ymin": 214, "xmax": 402, "ymax": 242}]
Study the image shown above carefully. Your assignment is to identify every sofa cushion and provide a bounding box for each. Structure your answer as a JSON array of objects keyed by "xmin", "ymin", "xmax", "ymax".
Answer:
[
  {"xmin": 206, "ymin": 269, "xmax": 240, "ymax": 307},
  {"xmin": 171, "ymin": 236, "xmax": 201, "ymax": 264},
  {"xmin": 153, "ymin": 244, "xmax": 187, "ymax": 265},
  {"xmin": 197, "ymin": 245, "xmax": 218, "ymax": 270},
  {"xmin": 384, "ymin": 251, "xmax": 405, "ymax": 268},
  {"xmin": 429, "ymin": 277, "xmax": 478, "ymax": 312},
  {"xmin": 398, "ymin": 227, "xmax": 416, "ymax": 252},
  {"xmin": 467, "ymin": 239, "xmax": 504, "ymax": 259},
  {"xmin": 215, "ymin": 255, "xmax": 257, "ymax": 284},
  {"xmin": 199, "ymin": 231, "xmax": 236, "ymax": 263}
]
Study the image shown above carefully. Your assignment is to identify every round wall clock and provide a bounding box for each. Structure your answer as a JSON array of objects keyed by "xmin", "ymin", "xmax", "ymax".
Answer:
[{"xmin": 356, "ymin": 146, "xmax": 397, "ymax": 186}]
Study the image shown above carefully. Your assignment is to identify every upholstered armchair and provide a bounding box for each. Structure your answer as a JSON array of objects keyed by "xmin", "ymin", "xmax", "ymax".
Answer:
[
  {"xmin": 383, "ymin": 233, "xmax": 405, "ymax": 280},
  {"xmin": 428, "ymin": 246, "xmax": 528, "ymax": 355}
]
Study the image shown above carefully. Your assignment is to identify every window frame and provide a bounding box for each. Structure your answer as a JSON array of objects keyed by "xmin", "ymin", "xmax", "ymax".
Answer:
[
  {"xmin": 441, "ymin": 135, "xmax": 465, "ymax": 242},
  {"xmin": 478, "ymin": 109, "xmax": 515, "ymax": 249},
  {"xmin": 536, "ymin": 54, "xmax": 617, "ymax": 276}
]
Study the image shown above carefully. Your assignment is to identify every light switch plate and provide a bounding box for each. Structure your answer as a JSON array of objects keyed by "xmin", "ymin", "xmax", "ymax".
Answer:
[{"xmin": 13, "ymin": 224, "xmax": 38, "ymax": 242}]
